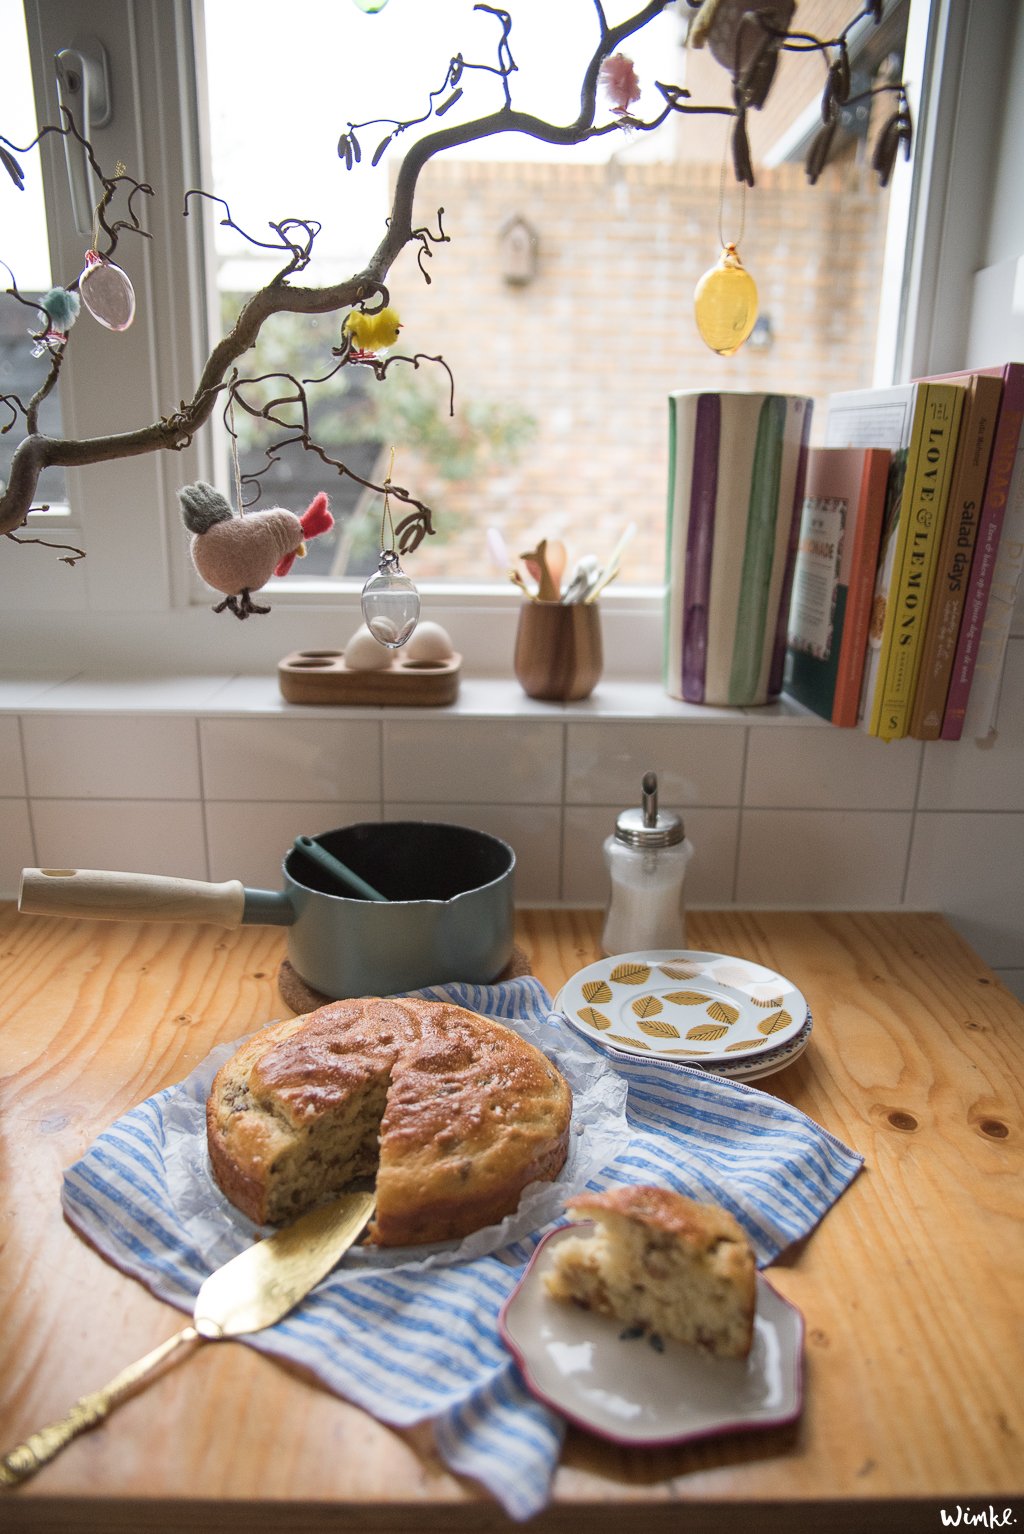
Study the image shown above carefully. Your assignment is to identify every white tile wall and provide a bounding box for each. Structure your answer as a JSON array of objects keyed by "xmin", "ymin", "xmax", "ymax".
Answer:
[
  {"xmin": 383, "ymin": 720, "xmax": 563, "ymax": 804},
  {"xmin": 3, "ymin": 643, "xmax": 1023, "ymax": 998},
  {"xmin": 904, "ymin": 811, "xmax": 1024, "ymax": 968},
  {"xmin": 22, "ymin": 715, "xmax": 202, "ymax": 800},
  {"xmin": 30, "ymin": 799, "xmax": 208, "ymax": 879},
  {"xmin": 200, "ymin": 718, "xmax": 381, "ymax": 802},
  {"xmin": 0, "ymin": 799, "xmax": 34, "ymax": 894},
  {"xmin": 736, "ymin": 809, "xmax": 913, "ymax": 908},
  {"xmin": 565, "ymin": 721, "xmax": 746, "ymax": 806},
  {"xmin": 743, "ymin": 727, "xmax": 922, "ymax": 810},
  {"xmin": 205, "ymin": 800, "xmax": 382, "ymax": 890},
  {"xmin": 917, "ymin": 641, "xmax": 1024, "ymax": 810},
  {"xmin": 0, "ymin": 717, "xmax": 26, "ymax": 797}
]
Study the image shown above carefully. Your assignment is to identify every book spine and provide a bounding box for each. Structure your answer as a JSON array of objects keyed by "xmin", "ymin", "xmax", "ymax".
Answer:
[
  {"xmin": 960, "ymin": 443, "xmax": 1024, "ymax": 741},
  {"xmin": 870, "ymin": 384, "xmax": 964, "ymax": 740},
  {"xmin": 909, "ymin": 375, "xmax": 1003, "ymax": 739},
  {"xmin": 832, "ymin": 450, "xmax": 890, "ymax": 728},
  {"xmin": 940, "ymin": 367, "xmax": 1024, "ymax": 740}
]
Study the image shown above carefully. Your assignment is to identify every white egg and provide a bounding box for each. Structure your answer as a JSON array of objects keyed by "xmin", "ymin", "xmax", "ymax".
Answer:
[
  {"xmin": 403, "ymin": 621, "xmax": 455, "ymax": 664},
  {"xmin": 343, "ymin": 624, "xmax": 394, "ymax": 671}
]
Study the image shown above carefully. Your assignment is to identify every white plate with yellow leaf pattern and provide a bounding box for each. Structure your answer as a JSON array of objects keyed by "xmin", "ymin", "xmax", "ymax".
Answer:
[{"xmin": 553, "ymin": 950, "xmax": 809, "ymax": 1068}]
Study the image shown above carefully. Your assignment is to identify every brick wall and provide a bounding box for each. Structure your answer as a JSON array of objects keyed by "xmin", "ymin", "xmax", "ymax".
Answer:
[{"xmin": 385, "ymin": 157, "xmax": 890, "ymax": 585}]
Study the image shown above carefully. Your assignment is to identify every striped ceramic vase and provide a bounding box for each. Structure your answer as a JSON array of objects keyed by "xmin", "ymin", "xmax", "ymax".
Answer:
[{"xmin": 665, "ymin": 390, "xmax": 813, "ymax": 706}]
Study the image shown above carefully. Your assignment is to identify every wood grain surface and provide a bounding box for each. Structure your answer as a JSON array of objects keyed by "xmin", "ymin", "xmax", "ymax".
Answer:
[{"xmin": 1, "ymin": 904, "xmax": 1021, "ymax": 1533}]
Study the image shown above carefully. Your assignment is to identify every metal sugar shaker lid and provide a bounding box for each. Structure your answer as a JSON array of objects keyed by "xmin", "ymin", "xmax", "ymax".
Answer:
[{"xmin": 614, "ymin": 771, "xmax": 684, "ymax": 849}]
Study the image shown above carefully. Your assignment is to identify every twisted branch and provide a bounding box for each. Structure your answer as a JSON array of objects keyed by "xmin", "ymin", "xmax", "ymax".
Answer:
[{"xmin": 1, "ymin": 0, "xmax": 909, "ymax": 556}]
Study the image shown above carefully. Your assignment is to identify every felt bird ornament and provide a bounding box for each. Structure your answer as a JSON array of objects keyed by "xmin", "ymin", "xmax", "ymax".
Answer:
[
  {"xmin": 178, "ymin": 481, "xmax": 333, "ymax": 618},
  {"xmin": 343, "ymin": 305, "xmax": 402, "ymax": 358},
  {"xmin": 30, "ymin": 285, "xmax": 80, "ymax": 357}
]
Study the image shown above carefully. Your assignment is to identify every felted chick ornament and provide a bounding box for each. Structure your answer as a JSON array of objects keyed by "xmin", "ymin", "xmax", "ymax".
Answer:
[
  {"xmin": 179, "ymin": 481, "xmax": 333, "ymax": 618},
  {"xmin": 343, "ymin": 305, "xmax": 402, "ymax": 359}
]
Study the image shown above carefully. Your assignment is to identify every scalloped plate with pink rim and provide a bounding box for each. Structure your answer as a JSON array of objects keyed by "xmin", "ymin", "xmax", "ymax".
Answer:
[
  {"xmin": 499, "ymin": 1225, "xmax": 804, "ymax": 1448},
  {"xmin": 553, "ymin": 949, "xmax": 810, "ymax": 1067}
]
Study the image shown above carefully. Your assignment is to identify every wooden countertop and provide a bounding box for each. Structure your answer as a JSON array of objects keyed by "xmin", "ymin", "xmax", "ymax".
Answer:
[{"xmin": 0, "ymin": 905, "xmax": 1021, "ymax": 1533}]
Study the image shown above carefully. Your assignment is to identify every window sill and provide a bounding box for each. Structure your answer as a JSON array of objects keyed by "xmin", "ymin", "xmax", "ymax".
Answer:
[{"xmin": 0, "ymin": 670, "xmax": 823, "ymax": 725}]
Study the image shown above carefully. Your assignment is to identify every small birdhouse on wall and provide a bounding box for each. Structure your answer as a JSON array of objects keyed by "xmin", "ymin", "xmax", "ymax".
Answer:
[{"xmin": 500, "ymin": 214, "xmax": 539, "ymax": 287}]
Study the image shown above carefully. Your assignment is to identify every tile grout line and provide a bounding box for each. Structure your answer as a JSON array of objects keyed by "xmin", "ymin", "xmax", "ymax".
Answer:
[
  {"xmin": 557, "ymin": 721, "xmax": 569, "ymax": 903},
  {"xmin": 17, "ymin": 714, "xmax": 39, "ymax": 870},
  {"xmin": 195, "ymin": 717, "xmax": 213, "ymax": 880},
  {"xmin": 731, "ymin": 725, "xmax": 752, "ymax": 904},
  {"xmin": 900, "ymin": 742, "xmax": 928, "ymax": 906}
]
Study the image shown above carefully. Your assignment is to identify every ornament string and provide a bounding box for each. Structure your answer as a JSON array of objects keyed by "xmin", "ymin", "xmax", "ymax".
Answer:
[
  {"xmin": 361, "ymin": 445, "xmax": 421, "ymax": 648},
  {"xmin": 693, "ymin": 124, "xmax": 759, "ymax": 356},
  {"xmin": 228, "ymin": 397, "xmax": 245, "ymax": 514},
  {"xmin": 717, "ymin": 137, "xmax": 746, "ymax": 252},
  {"xmin": 378, "ymin": 445, "xmax": 397, "ymax": 554}
]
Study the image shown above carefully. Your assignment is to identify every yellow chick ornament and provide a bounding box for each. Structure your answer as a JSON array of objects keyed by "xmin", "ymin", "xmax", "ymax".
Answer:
[{"xmin": 343, "ymin": 306, "xmax": 402, "ymax": 358}]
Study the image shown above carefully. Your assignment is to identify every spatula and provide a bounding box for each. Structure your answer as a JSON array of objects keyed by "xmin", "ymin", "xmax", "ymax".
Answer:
[{"xmin": 0, "ymin": 1190, "xmax": 376, "ymax": 1487}]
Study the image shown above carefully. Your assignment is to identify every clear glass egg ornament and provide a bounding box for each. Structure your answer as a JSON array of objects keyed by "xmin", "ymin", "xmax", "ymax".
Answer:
[
  {"xmin": 78, "ymin": 250, "xmax": 136, "ymax": 332},
  {"xmin": 693, "ymin": 243, "xmax": 758, "ymax": 357},
  {"xmin": 361, "ymin": 550, "xmax": 420, "ymax": 648}
]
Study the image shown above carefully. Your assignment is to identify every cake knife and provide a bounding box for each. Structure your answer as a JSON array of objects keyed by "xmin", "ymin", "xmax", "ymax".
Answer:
[{"xmin": 0, "ymin": 1190, "xmax": 376, "ymax": 1487}]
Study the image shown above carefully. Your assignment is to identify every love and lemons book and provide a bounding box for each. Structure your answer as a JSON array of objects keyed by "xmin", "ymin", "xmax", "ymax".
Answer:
[
  {"xmin": 934, "ymin": 362, "xmax": 1024, "ymax": 742},
  {"xmin": 825, "ymin": 380, "xmax": 964, "ymax": 738},
  {"xmin": 784, "ymin": 446, "xmax": 891, "ymax": 726},
  {"xmin": 908, "ymin": 371, "xmax": 1004, "ymax": 739}
]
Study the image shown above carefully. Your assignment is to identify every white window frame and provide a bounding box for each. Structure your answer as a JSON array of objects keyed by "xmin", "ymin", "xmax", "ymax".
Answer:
[{"xmin": 2, "ymin": 0, "xmax": 996, "ymax": 676}]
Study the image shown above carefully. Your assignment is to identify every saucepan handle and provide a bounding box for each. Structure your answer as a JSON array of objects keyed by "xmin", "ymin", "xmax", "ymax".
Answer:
[{"xmin": 19, "ymin": 867, "xmax": 248, "ymax": 927}]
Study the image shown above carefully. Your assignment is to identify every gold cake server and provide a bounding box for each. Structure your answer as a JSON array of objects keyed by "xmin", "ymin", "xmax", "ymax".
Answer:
[{"xmin": 0, "ymin": 1190, "xmax": 376, "ymax": 1488}]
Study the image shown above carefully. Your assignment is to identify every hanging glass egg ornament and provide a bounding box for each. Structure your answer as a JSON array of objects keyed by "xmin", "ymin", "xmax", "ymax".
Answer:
[
  {"xmin": 694, "ymin": 243, "xmax": 758, "ymax": 357},
  {"xmin": 361, "ymin": 550, "xmax": 420, "ymax": 648},
  {"xmin": 78, "ymin": 250, "xmax": 136, "ymax": 332},
  {"xmin": 352, "ymin": 0, "xmax": 390, "ymax": 10}
]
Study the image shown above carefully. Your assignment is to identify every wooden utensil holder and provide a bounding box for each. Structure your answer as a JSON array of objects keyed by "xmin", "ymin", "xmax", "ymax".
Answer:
[{"xmin": 513, "ymin": 602, "xmax": 602, "ymax": 702}]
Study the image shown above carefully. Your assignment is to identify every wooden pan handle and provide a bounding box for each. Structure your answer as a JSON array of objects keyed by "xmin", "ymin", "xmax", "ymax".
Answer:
[{"xmin": 19, "ymin": 868, "xmax": 247, "ymax": 927}]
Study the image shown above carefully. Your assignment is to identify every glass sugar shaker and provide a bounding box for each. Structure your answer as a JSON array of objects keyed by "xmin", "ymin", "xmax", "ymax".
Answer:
[{"xmin": 601, "ymin": 771, "xmax": 694, "ymax": 956}]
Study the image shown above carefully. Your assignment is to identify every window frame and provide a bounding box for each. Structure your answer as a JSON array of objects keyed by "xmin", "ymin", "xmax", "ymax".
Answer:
[{"xmin": 3, "ymin": 0, "xmax": 988, "ymax": 672}]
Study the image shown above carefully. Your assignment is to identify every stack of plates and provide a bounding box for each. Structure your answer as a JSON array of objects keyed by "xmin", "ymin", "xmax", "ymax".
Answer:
[{"xmin": 553, "ymin": 949, "xmax": 812, "ymax": 1083}]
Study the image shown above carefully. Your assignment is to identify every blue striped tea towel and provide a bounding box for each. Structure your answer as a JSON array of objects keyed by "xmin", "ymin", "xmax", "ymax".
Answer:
[{"xmin": 62, "ymin": 976, "xmax": 862, "ymax": 1520}]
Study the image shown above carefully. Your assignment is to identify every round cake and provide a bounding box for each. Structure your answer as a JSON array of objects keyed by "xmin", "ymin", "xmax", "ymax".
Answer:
[{"xmin": 206, "ymin": 996, "xmax": 573, "ymax": 1245}]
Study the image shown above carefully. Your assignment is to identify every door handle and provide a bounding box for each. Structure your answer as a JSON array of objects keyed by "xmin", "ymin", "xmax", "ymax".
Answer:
[{"xmin": 54, "ymin": 40, "xmax": 112, "ymax": 236}]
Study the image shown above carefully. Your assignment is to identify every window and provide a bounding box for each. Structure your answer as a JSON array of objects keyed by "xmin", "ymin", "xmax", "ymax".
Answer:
[
  {"xmin": 201, "ymin": 0, "xmax": 909, "ymax": 592},
  {"xmin": 0, "ymin": 0, "xmax": 998, "ymax": 664},
  {"xmin": 0, "ymin": 0, "xmax": 68, "ymax": 517}
]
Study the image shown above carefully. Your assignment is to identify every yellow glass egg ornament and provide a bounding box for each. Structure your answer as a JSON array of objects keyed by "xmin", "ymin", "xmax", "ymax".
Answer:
[{"xmin": 694, "ymin": 243, "xmax": 759, "ymax": 357}]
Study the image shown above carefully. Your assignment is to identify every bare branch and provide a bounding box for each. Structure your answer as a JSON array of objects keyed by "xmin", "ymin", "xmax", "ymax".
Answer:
[
  {"xmin": 0, "ymin": 0, "xmax": 911, "ymax": 560},
  {"xmin": 4, "ymin": 529, "xmax": 87, "ymax": 564}
]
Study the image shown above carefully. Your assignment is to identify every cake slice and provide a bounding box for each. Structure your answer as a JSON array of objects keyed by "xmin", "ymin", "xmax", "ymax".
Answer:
[{"xmin": 543, "ymin": 1184, "xmax": 756, "ymax": 1358}]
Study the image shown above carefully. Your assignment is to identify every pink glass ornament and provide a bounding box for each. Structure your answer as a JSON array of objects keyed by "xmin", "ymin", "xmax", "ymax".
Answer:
[{"xmin": 78, "ymin": 250, "xmax": 136, "ymax": 332}]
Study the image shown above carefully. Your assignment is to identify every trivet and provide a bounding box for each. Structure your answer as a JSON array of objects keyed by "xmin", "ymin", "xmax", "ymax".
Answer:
[{"xmin": 278, "ymin": 948, "xmax": 533, "ymax": 1013}]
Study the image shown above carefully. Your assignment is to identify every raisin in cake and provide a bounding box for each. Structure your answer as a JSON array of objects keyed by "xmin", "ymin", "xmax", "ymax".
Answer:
[
  {"xmin": 206, "ymin": 995, "xmax": 572, "ymax": 1246},
  {"xmin": 543, "ymin": 1184, "xmax": 756, "ymax": 1357}
]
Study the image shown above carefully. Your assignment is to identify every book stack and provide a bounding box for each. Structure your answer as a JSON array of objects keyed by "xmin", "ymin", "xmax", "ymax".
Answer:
[{"xmin": 783, "ymin": 363, "xmax": 1023, "ymax": 742}]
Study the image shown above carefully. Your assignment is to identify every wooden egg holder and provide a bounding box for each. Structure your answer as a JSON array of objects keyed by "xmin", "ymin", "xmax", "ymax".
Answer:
[{"xmin": 278, "ymin": 648, "xmax": 461, "ymax": 706}]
